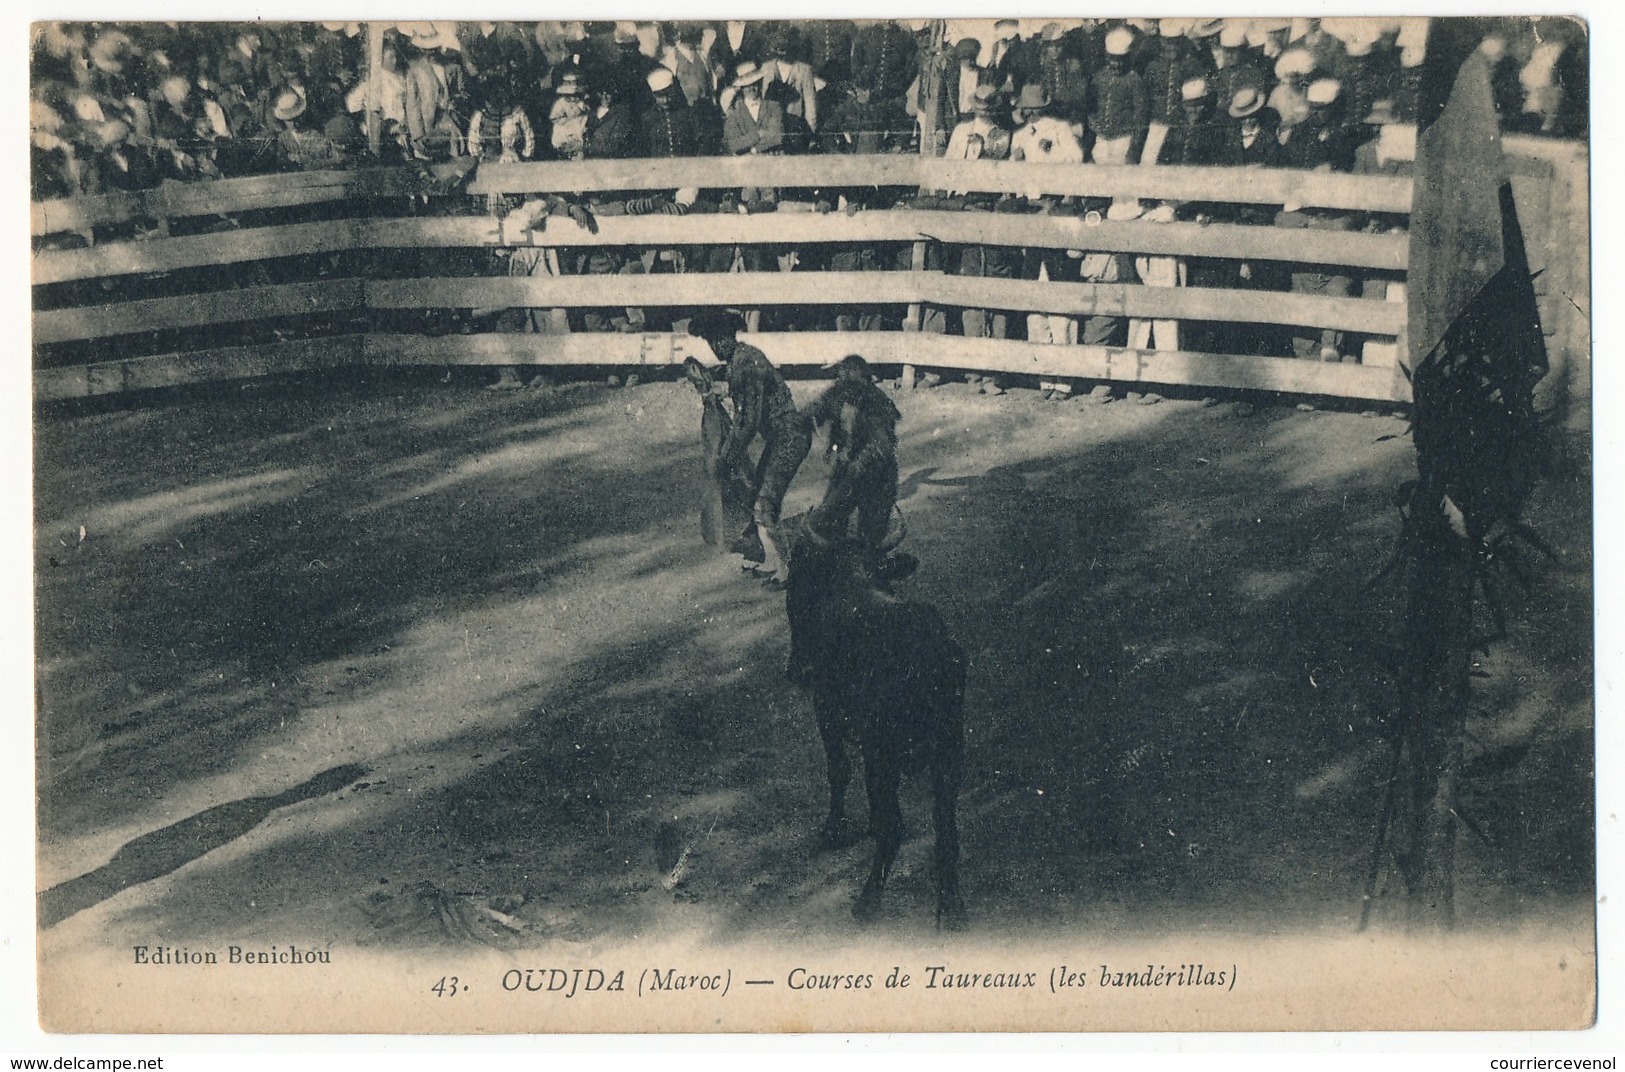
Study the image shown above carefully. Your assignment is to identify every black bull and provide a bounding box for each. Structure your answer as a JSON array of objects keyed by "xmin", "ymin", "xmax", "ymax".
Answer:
[{"xmin": 781, "ymin": 520, "xmax": 967, "ymax": 928}]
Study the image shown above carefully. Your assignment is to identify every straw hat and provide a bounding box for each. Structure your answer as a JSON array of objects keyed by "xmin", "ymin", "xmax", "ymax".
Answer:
[
  {"xmin": 1218, "ymin": 23, "xmax": 1248, "ymax": 48},
  {"xmin": 732, "ymin": 60, "xmax": 765, "ymax": 87},
  {"xmin": 272, "ymin": 84, "xmax": 308, "ymax": 121},
  {"xmin": 1228, "ymin": 86, "xmax": 1266, "ymax": 118},
  {"xmin": 1104, "ymin": 27, "xmax": 1134, "ymax": 56},
  {"xmin": 647, "ymin": 67, "xmax": 675, "ymax": 94},
  {"xmin": 1189, "ymin": 19, "xmax": 1224, "ymax": 39},
  {"xmin": 1015, "ymin": 83, "xmax": 1052, "ymax": 112},
  {"xmin": 1180, "ymin": 77, "xmax": 1210, "ymax": 102}
]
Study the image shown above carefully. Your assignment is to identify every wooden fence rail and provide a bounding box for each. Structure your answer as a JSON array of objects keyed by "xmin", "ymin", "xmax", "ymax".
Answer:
[
  {"xmin": 33, "ymin": 155, "xmax": 1428, "ymax": 406},
  {"xmin": 467, "ymin": 156, "xmax": 1415, "ymax": 214}
]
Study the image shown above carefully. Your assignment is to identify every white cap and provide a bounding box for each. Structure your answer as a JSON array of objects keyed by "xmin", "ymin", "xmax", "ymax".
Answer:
[
  {"xmin": 1218, "ymin": 23, "xmax": 1248, "ymax": 48},
  {"xmin": 1306, "ymin": 78, "xmax": 1342, "ymax": 105},
  {"xmin": 647, "ymin": 67, "xmax": 675, "ymax": 93},
  {"xmin": 1105, "ymin": 27, "xmax": 1134, "ymax": 56},
  {"xmin": 1275, "ymin": 48, "xmax": 1315, "ymax": 79}
]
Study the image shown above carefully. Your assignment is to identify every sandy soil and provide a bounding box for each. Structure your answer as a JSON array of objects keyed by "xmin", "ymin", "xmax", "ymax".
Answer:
[{"xmin": 33, "ymin": 368, "xmax": 1594, "ymax": 956}]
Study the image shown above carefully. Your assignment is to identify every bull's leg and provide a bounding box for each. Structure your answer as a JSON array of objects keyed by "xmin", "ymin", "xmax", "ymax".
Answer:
[
  {"xmin": 853, "ymin": 750, "xmax": 903, "ymax": 923},
  {"xmin": 815, "ymin": 695, "xmax": 860, "ymax": 849}
]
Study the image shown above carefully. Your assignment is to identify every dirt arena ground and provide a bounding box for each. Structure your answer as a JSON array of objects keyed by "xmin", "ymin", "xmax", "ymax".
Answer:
[{"xmin": 34, "ymin": 368, "xmax": 1594, "ymax": 956}]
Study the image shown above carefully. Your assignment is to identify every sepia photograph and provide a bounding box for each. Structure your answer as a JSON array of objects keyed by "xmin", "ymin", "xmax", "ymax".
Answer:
[{"xmin": 25, "ymin": 9, "xmax": 1597, "ymax": 1036}]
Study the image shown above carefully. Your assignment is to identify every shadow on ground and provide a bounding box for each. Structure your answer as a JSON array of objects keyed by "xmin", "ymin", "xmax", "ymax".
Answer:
[{"xmin": 34, "ymin": 372, "xmax": 1594, "ymax": 949}]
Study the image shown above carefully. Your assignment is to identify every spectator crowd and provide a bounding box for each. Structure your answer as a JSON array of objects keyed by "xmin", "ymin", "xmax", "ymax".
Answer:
[{"xmin": 30, "ymin": 18, "xmax": 1587, "ymax": 365}]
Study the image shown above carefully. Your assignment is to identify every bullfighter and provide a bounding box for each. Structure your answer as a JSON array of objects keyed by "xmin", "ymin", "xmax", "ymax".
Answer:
[{"xmin": 690, "ymin": 311, "xmax": 813, "ymax": 586}]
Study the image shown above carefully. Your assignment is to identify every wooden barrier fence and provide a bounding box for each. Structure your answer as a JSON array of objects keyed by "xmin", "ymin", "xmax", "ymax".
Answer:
[{"xmin": 35, "ymin": 150, "xmax": 1559, "ymax": 408}]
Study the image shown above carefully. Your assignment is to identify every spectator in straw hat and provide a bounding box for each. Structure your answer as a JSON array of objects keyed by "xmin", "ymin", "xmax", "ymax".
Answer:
[
  {"xmin": 1088, "ymin": 25, "xmax": 1147, "ymax": 164},
  {"xmin": 722, "ymin": 59, "xmax": 788, "ymax": 221},
  {"xmin": 1208, "ymin": 21, "xmax": 1272, "ymax": 119},
  {"xmin": 723, "ymin": 60, "xmax": 786, "ymax": 157},
  {"xmin": 1217, "ymin": 86, "xmax": 1283, "ymax": 172},
  {"xmin": 270, "ymin": 83, "xmax": 345, "ymax": 171},
  {"xmin": 1206, "ymin": 88, "xmax": 1289, "ymax": 353}
]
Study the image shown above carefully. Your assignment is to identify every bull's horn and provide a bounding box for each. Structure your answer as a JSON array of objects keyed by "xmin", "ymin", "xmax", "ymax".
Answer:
[
  {"xmin": 877, "ymin": 506, "xmax": 907, "ymax": 554},
  {"xmin": 802, "ymin": 518, "xmax": 834, "ymax": 550}
]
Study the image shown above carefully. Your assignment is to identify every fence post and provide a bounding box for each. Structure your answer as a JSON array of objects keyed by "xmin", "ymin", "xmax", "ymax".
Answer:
[{"xmin": 905, "ymin": 238, "xmax": 927, "ymax": 333}]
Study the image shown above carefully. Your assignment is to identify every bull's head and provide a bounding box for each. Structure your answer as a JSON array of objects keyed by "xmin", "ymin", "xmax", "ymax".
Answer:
[{"xmin": 779, "ymin": 508, "xmax": 906, "ymax": 594}]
